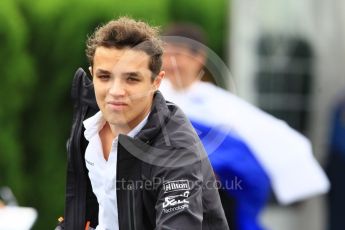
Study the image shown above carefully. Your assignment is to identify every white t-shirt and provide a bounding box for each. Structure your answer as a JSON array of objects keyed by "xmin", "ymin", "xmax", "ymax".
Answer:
[{"xmin": 83, "ymin": 111, "xmax": 149, "ymax": 230}]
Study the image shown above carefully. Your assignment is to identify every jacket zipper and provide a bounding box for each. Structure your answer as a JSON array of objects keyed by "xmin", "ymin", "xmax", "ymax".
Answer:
[{"xmin": 127, "ymin": 183, "xmax": 137, "ymax": 230}]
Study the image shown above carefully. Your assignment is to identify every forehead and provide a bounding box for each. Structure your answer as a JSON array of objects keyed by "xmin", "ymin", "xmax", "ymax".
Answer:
[
  {"xmin": 164, "ymin": 43, "xmax": 195, "ymax": 55},
  {"xmin": 93, "ymin": 46, "xmax": 151, "ymax": 73}
]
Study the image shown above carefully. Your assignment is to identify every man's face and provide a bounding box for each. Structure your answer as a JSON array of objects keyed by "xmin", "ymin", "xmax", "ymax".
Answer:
[
  {"xmin": 91, "ymin": 47, "xmax": 164, "ymax": 130},
  {"xmin": 162, "ymin": 43, "xmax": 205, "ymax": 90}
]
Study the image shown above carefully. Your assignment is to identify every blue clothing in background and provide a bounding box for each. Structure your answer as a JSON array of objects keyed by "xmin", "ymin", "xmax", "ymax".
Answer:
[
  {"xmin": 191, "ymin": 121, "xmax": 271, "ymax": 230},
  {"xmin": 327, "ymin": 96, "xmax": 345, "ymax": 230},
  {"xmin": 329, "ymin": 98, "xmax": 345, "ymax": 159}
]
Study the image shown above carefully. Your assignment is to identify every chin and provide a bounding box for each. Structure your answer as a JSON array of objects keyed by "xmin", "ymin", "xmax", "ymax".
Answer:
[
  {"xmin": 108, "ymin": 118, "xmax": 129, "ymax": 126},
  {"xmin": 102, "ymin": 113, "xmax": 127, "ymax": 125}
]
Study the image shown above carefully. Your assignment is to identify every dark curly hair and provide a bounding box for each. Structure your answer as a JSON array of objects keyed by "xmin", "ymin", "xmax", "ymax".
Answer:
[{"xmin": 86, "ymin": 17, "xmax": 163, "ymax": 75}]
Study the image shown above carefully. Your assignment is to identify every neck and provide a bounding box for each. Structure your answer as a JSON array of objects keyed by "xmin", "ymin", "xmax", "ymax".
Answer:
[
  {"xmin": 171, "ymin": 79, "xmax": 199, "ymax": 91},
  {"xmin": 168, "ymin": 75, "xmax": 200, "ymax": 91},
  {"xmin": 108, "ymin": 123, "xmax": 131, "ymax": 138}
]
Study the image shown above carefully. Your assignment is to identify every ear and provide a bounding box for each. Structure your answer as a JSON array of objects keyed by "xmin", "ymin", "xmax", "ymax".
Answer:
[
  {"xmin": 88, "ymin": 66, "xmax": 93, "ymax": 77},
  {"xmin": 195, "ymin": 50, "xmax": 207, "ymax": 69},
  {"xmin": 153, "ymin": 71, "xmax": 165, "ymax": 91}
]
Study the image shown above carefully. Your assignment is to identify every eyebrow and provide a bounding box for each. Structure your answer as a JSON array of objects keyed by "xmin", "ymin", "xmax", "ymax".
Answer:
[
  {"xmin": 95, "ymin": 69, "xmax": 111, "ymax": 75},
  {"xmin": 122, "ymin": 71, "xmax": 143, "ymax": 78},
  {"xmin": 94, "ymin": 69, "xmax": 144, "ymax": 78}
]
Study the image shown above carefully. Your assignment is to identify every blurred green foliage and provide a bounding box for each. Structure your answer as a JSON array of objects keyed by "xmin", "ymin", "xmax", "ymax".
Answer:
[{"xmin": 0, "ymin": 0, "xmax": 228, "ymax": 229}]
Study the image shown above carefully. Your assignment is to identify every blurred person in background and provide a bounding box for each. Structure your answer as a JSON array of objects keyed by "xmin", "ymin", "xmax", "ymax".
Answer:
[
  {"xmin": 57, "ymin": 17, "xmax": 229, "ymax": 230},
  {"xmin": 0, "ymin": 186, "xmax": 18, "ymax": 207},
  {"xmin": 326, "ymin": 91, "xmax": 345, "ymax": 230},
  {"xmin": 160, "ymin": 23, "xmax": 330, "ymax": 230},
  {"xmin": 0, "ymin": 186, "xmax": 37, "ymax": 229}
]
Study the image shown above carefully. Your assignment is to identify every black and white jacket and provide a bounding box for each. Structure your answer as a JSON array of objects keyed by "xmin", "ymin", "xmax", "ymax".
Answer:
[{"xmin": 59, "ymin": 68, "xmax": 229, "ymax": 230}]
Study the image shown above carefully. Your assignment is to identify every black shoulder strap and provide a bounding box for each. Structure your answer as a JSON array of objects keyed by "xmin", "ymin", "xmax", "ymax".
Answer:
[
  {"xmin": 64, "ymin": 68, "xmax": 99, "ymax": 229},
  {"xmin": 71, "ymin": 68, "xmax": 98, "ymax": 113}
]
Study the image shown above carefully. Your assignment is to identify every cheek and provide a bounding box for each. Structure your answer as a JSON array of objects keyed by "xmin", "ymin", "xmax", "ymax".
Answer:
[
  {"xmin": 130, "ymin": 90, "xmax": 152, "ymax": 107},
  {"xmin": 94, "ymin": 87, "xmax": 107, "ymax": 106},
  {"xmin": 94, "ymin": 82, "xmax": 106, "ymax": 95},
  {"xmin": 130, "ymin": 83, "xmax": 153, "ymax": 97},
  {"xmin": 94, "ymin": 88, "xmax": 103, "ymax": 100}
]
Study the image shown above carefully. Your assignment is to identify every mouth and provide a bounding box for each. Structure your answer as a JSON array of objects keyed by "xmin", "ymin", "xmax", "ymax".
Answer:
[{"xmin": 106, "ymin": 101, "xmax": 128, "ymax": 111}]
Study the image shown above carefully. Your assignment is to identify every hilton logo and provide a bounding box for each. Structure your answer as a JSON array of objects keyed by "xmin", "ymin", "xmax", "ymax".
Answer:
[{"xmin": 163, "ymin": 180, "xmax": 190, "ymax": 193}]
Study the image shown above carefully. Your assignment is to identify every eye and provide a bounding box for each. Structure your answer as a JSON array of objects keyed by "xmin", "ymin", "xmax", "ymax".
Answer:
[
  {"xmin": 97, "ymin": 75, "xmax": 110, "ymax": 81},
  {"xmin": 127, "ymin": 76, "xmax": 140, "ymax": 83}
]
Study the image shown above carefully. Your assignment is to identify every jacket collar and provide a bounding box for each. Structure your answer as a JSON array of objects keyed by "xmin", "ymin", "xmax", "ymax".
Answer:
[{"xmin": 134, "ymin": 90, "xmax": 171, "ymax": 144}]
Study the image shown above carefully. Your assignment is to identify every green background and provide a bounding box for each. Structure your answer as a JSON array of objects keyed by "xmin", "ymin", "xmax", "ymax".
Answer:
[{"xmin": 0, "ymin": 0, "xmax": 228, "ymax": 229}]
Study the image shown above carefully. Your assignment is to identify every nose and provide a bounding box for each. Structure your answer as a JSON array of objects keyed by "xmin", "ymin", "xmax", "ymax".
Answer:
[
  {"xmin": 163, "ymin": 53, "xmax": 176, "ymax": 70},
  {"xmin": 108, "ymin": 78, "xmax": 126, "ymax": 97}
]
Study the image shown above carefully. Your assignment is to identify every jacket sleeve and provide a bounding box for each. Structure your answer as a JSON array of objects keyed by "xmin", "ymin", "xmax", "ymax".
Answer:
[{"xmin": 153, "ymin": 154, "xmax": 204, "ymax": 230}]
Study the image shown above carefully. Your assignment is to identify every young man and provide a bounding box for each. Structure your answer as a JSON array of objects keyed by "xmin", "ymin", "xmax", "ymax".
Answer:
[{"xmin": 59, "ymin": 17, "xmax": 229, "ymax": 230}]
